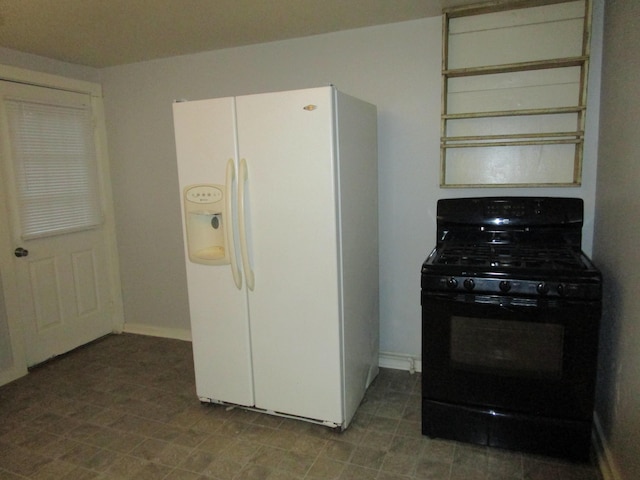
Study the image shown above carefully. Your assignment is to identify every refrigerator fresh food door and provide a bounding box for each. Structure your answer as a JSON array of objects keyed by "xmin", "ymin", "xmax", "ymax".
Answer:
[
  {"xmin": 173, "ymin": 97, "xmax": 254, "ymax": 407},
  {"xmin": 236, "ymin": 87, "xmax": 344, "ymax": 424}
]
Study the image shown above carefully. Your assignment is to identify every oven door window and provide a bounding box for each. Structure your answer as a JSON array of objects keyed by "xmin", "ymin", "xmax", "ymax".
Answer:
[{"xmin": 450, "ymin": 316, "xmax": 564, "ymax": 380}]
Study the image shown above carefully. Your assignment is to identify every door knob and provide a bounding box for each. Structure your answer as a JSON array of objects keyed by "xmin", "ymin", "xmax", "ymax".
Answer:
[{"xmin": 14, "ymin": 247, "xmax": 29, "ymax": 257}]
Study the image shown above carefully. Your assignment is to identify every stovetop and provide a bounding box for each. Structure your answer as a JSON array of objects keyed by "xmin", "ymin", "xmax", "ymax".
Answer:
[
  {"xmin": 431, "ymin": 242, "xmax": 588, "ymax": 272},
  {"xmin": 421, "ymin": 197, "xmax": 602, "ymax": 299}
]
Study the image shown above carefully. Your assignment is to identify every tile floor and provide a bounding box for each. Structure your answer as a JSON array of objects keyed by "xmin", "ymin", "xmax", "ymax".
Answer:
[{"xmin": 0, "ymin": 333, "xmax": 602, "ymax": 479}]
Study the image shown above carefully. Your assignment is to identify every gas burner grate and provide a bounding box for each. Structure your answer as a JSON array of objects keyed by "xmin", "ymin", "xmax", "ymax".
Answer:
[{"xmin": 434, "ymin": 243, "xmax": 585, "ymax": 271}]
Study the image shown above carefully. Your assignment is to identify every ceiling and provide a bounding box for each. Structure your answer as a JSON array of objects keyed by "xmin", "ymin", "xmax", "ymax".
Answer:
[{"xmin": 0, "ymin": 0, "xmax": 480, "ymax": 68}]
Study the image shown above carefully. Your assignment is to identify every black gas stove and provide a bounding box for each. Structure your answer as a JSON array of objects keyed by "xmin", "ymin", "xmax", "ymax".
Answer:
[{"xmin": 421, "ymin": 197, "xmax": 602, "ymax": 461}]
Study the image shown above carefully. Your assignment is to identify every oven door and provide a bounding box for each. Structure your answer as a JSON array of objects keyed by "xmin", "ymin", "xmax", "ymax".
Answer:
[{"xmin": 421, "ymin": 291, "xmax": 600, "ymax": 421}]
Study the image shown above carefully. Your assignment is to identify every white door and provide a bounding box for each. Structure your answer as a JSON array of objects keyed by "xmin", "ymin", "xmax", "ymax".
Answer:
[
  {"xmin": 0, "ymin": 80, "xmax": 119, "ymax": 366},
  {"xmin": 173, "ymin": 97, "xmax": 254, "ymax": 406},
  {"xmin": 236, "ymin": 87, "xmax": 344, "ymax": 423}
]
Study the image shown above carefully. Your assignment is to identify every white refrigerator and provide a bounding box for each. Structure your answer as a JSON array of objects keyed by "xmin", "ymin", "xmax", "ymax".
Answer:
[{"xmin": 172, "ymin": 86, "xmax": 379, "ymax": 429}]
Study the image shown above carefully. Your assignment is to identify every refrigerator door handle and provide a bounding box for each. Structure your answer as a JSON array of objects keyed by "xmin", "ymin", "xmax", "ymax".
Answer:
[
  {"xmin": 238, "ymin": 158, "xmax": 255, "ymax": 291},
  {"xmin": 225, "ymin": 159, "xmax": 242, "ymax": 289}
]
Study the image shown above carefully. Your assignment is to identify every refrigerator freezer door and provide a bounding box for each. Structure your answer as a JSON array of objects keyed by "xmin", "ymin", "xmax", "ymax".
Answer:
[
  {"xmin": 173, "ymin": 98, "xmax": 254, "ymax": 407},
  {"xmin": 236, "ymin": 87, "xmax": 344, "ymax": 423}
]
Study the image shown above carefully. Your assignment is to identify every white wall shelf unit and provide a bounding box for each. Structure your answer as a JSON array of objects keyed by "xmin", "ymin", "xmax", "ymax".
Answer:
[{"xmin": 440, "ymin": 0, "xmax": 592, "ymax": 187}]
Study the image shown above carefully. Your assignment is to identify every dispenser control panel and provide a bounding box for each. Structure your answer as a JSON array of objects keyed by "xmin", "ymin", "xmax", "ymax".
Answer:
[{"xmin": 185, "ymin": 185, "xmax": 223, "ymax": 204}]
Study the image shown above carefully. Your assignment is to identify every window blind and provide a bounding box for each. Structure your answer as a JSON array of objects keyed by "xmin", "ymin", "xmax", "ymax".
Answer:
[{"xmin": 6, "ymin": 99, "xmax": 101, "ymax": 239}]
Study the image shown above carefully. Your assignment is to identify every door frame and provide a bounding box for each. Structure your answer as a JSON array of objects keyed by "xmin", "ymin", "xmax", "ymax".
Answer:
[
  {"xmin": 0, "ymin": 64, "xmax": 124, "ymax": 383},
  {"xmin": 0, "ymin": 171, "xmax": 26, "ymax": 385}
]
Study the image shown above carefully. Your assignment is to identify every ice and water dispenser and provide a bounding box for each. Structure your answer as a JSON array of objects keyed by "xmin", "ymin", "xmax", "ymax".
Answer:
[{"xmin": 183, "ymin": 184, "xmax": 229, "ymax": 265}]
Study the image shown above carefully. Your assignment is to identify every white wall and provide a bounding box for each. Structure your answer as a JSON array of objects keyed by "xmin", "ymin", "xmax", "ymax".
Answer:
[
  {"xmin": 100, "ymin": 13, "xmax": 602, "ymax": 362},
  {"xmin": 593, "ymin": 0, "xmax": 640, "ymax": 478}
]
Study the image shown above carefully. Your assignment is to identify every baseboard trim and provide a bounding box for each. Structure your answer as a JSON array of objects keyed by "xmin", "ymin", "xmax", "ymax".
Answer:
[
  {"xmin": 593, "ymin": 412, "xmax": 622, "ymax": 480},
  {"xmin": 122, "ymin": 323, "xmax": 192, "ymax": 342},
  {"xmin": 378, "ymin": 351, "xmax": 422, "ymax": 373}
]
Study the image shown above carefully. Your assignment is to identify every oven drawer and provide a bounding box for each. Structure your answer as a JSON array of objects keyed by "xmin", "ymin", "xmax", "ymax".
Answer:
[{"xmin": 422, "ymin": 398, "xmax": 593, "ymax": 461}]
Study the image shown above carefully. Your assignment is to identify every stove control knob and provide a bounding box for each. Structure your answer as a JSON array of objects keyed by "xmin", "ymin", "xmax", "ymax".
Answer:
[
  {"xmin": 499, "ymin": 281, "xmax": 511, "ymax": 293},
  {"xmin": 463, "ymin": 278, "xmax": 475, "ymax": 291},
  {"xmin": 446, "ymin": 277, "xmax": 458, "ymax": 289},
  {"xmin": 557, "ymin": 283, "xmax": 566, "ymax": 296},
  {"xmin": 537, "ymin": 282, "xmax": 549, "ymax": 295}
]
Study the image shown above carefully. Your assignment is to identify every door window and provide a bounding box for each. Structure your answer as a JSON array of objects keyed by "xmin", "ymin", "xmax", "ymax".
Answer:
[{"xmin": 6, "ymin": 99, "xmax": 101, "ymax": 239}]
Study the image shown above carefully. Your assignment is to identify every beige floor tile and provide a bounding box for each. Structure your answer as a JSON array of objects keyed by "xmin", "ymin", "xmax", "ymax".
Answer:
[{"xmin": 0, "ymin": 334, "xmax": 603, "ymax": 480}]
